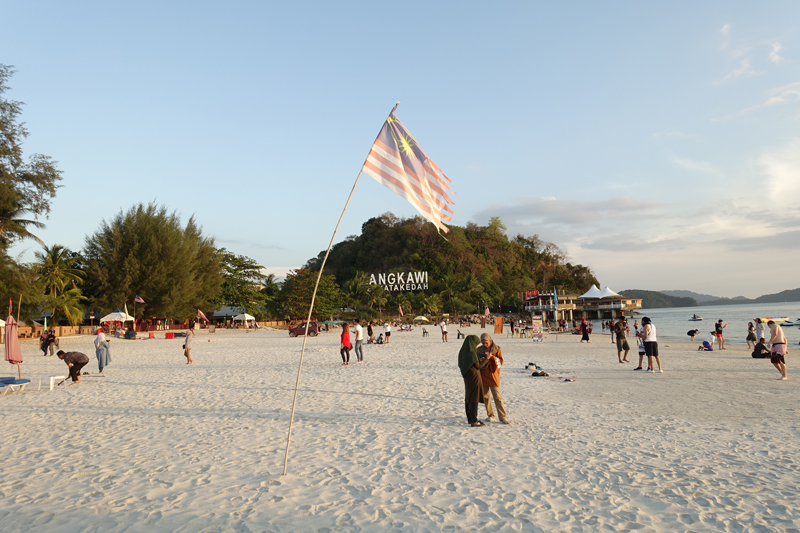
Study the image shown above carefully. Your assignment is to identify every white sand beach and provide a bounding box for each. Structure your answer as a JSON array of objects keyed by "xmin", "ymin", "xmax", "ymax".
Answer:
[{"xmin": 1, "ymin": 327, "xmax": 798, "ymax": 532}]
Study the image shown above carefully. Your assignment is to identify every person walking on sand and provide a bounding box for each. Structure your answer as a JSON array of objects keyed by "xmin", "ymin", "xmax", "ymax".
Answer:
[
  {"xmin": 47, "ymin": 329, "xmax": 60, "ymax": 356},
  {"xmin": 353, "ymin": 319, "xmax": 364, "ymax": 362},
  {"xmin": 580, "ymin": 318, "xmax": 590, "ymax": 343},
  {"xmin": 56, "ymin": 350, "xmax": 90, "ymax": 384},
  {"xmin": 440, "ymin": 319, "xmax": 448, "ymax": 343},
  {"xmin": 94, "ymin": 327, "xmax": 111, "ymax": 375},
  {"xmin": 746, "ymin": 322, "xmax": 757, "ymax": 349},
  {"xmin": 458, "ymin": 335, "xmax": 485, "ymax": 427},
  {"xmin": 609, "ymin": 317, "xmax": 616, "ymax": 343},
  {"xmin": 340, "ymin": 324, "xmax": 352, "ymax": 365},
  {"xmin": 642, "ymin": 317, "xmax": 662, "ymax": 373},
  {"xmin": 478, "ymin": 333, "xmax": 510, "ymax": 424},
  {"xmin": 767, "ymin": 320, "xmax": 788, "ymax": 380},
  {"xmin": 614, "ymin": 319, "xmax": 630, "ymax": 363},
  {"xmin": 183, "ymin": 324, "xmax": 194, "ymax": 364},
  {"xmin": 715, "ymin": 319, "xmax": 727, "ymax": 350},
  {"xmin": 755, "ymin": 318, "xmax": 765, "ymax": 342},
  {"xmin": 367, "ymin": 321, "xmax": 375, "ymax": 344}
]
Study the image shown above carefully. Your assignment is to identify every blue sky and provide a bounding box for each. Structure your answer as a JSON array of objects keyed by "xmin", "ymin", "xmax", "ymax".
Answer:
[{"xmin": 3, "ymin": 1, "xmax": 799, "ymax": 298}]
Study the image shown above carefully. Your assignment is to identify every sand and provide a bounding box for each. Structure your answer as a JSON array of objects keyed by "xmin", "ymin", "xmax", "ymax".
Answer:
[{"xmin": 1, "ymin": 327, "xmax": 798, "ymax": 532}]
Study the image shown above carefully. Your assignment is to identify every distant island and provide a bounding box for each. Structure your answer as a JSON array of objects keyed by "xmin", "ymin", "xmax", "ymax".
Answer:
[
  {"xmin": 661, "ymin": 288, "xmax": 800, "ymax": 306},
  {"xmin": 619, "ymin": 290, "xmax": 698, "ymax": 309}
]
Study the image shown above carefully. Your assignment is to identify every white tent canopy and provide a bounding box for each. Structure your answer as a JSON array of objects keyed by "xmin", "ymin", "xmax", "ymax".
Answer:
[
  {"xmin": 579, "ymin": 285, "xmax": 602, "ymax": 298},
  {"xmin": 598, "ymin": 286, "xmax": 621, "ymax": 298},
  {"xmin": 99, "ymin": 309, "xmax": 135, "ymax": 323},
  {"xmin": 0, "ymin": 318, "xmax": 5, "ymax": 327},
  {"xmin": 232, "ymin": 313, "xmax": 255, "ymax": 321}
]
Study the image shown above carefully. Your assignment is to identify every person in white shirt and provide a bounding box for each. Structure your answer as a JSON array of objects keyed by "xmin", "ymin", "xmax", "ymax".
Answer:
[
  {"xmin": 384, "ymin": 322, "xmax": 391, "ymax": 344},
  {"xmin": 353, "ymin": 320, "xmax": 364, "ymax": 362},
  {"xmin": 641, "ymin": 317, "xmax": 662, "ymax": 373},
  {"xmin": 440, "ymin": 320, "xmax": 448, "ymax": 342},
  {"xmin": 94, "ymin": 327, "xmax": 111, "ymax": 375}
]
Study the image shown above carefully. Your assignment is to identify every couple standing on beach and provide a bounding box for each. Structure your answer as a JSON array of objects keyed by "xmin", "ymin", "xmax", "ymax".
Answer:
[{"xmin": 458, "ymin": 333, "xmax": 510, "ymax": 426}]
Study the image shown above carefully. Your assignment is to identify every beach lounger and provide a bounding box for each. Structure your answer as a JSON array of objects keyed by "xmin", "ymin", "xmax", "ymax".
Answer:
[{"xmin": 1, "ymin": 379, "xmax": 31, "ymax": 395}]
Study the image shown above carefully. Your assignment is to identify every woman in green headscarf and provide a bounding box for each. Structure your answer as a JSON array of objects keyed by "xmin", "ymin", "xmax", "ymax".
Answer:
[{"xmin": 458, "ymin": 334, "xmax": 485, "ymax": 427}]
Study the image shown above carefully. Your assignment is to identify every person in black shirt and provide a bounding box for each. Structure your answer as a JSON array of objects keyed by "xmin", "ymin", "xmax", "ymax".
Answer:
[
  {"xmin": 56, "ymin": 350, "xmax": 90, "ymax": 383},
  {"xmin": 751, "ymin": 338, "xmax": 770, "ymax": 359}
]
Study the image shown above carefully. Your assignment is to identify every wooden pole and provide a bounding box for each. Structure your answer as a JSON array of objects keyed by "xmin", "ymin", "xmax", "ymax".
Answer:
[
  {"xmin": 17, "ymin": 294, "xmax": 21, "ymax": 323},
  {"xmin": 282, "ymin": 169, "xmax": 364, "ymax": 476}
]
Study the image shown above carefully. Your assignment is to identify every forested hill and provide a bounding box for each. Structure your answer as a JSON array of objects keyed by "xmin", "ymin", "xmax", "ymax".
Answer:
[
  {"xmin": 701, "ymin": 287, "xmax": 800, "ymax": 306},
  {"xmin": 303, "ymin": 213, "xmax": 599, "ymax": 314},
  {"xmin": 619, "ymin": 289, "xmax": 699, "ymax": 309}
]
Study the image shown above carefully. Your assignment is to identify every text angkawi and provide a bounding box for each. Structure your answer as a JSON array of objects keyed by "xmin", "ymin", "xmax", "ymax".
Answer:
[{"xmin": 369, "ymin": 271, "xmax": 429, "ymax": 292}]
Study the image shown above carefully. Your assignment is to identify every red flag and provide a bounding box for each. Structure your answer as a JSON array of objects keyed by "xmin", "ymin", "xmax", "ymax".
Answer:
[
  {"xmin": 197, "ymin": 309, "xmax": 210, "ymax": 323},
  {"xmin": 399, "ymin": 305, "xmax": 404, "ymax": 317},
  {"xmin": 134, "ymin": 295, "xmax": 145, "ymax": 303}
]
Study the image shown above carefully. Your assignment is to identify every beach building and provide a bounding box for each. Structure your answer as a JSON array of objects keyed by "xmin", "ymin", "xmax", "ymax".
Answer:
[
  {"xmin": 576, "ymin": 285, "xmax": 642, "ymax": 319},
  {"xmin": 522, "ymin": 286, "xmax": 642, "ymax": 321},
  {"xmin": 523, "ymin": 290, "xmax": 580, "ymax": 322}
]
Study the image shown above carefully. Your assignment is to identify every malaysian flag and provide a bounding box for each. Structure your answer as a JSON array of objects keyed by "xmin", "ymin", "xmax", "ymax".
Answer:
[
  {"xmin": 361, "ymin": 103, "xmax": 455, "ymax": 233},
  {"xmin": 134, "ymin": 295, "xmax": 145, "ymax": 303}
]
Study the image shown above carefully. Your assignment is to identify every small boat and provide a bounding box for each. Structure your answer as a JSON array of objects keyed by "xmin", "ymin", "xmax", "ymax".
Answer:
[
  {"xmin": 688, "ymin": 315, "xmax": 703, "ymax": 321},
  {"xmin": 755, "ymin": 317, "xmax": 789, "ymax": 323},
  {"xmin": 782, "ymin": 318, "xmax": 800, "ymax": 326}
]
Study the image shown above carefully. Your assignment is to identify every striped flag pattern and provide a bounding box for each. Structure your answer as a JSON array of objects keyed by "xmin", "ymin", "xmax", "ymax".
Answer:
[{"xmin": 361, "ymin": 107, "xmax": 455, "ymax": 233}]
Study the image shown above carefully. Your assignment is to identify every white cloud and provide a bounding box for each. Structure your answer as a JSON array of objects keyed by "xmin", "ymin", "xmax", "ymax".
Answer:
[
  {"xmin": 720, "ymin": 58, "xmax": 760, "ymax": 82},
  {"xmin": 672, "ymin": 157, "xmax": 723, "ymax": 176},
  {"xmin": 652, "ymin": 131, "xmax": 701, "ymax": 141},
  {"xmin": 760, "ymin": 138, "xmax": 800, "ymax": 204},
  {"xmin": 769, "ymin": 42, "xmax": 785, "ymax": 64},
  {"xmin": 711, "ymin": 81, "xmax": 800, "ymax": 121},
  {"xmin": 720, "ymin": 24, "xmax": 731, "ymax": 36}
]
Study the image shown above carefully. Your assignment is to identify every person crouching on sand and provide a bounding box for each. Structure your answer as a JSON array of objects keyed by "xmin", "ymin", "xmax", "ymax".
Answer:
[
  {"xmin": 458, "ymin": 335, "xmax": 485, "ymax": 427},
  {"xmin": 767, "ymin": 320, "xmax": 788, "ymax": 380},
  {"xmin": 57, "ymin": 350, "xmax": 89, "ymax": 384},
  {"xmin": 340, "ymin": 324, "xmax": 352, "ymax": 365},
  {"xmin": 752, "ymin": 338, "xmax": 770, "ymax": 359},
  {"xmin": 697, "ymin": 332, "xmax": 716, "ymax": 352},
  {"xmin": 478, "ymin": 333, "xmax": 510, "ymax": 424}
]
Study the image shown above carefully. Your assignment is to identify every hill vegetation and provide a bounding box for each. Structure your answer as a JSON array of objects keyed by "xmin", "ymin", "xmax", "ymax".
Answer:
[
  {"xmin": 303, "ymin": 213, "xmax": 599, "ymax": 317},
  {"xmin": 701, "ymin": 287, "xmax": 800, "ymax": 306},
  {"xmin": 619, "ymin": 289, "xmax": 698, "ymax": 309}
]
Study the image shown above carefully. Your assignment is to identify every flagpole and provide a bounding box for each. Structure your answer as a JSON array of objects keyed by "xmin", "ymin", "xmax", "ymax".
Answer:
[{"xmin": 282, "ymin": 170, "xmax": 365, "ymax": 476}]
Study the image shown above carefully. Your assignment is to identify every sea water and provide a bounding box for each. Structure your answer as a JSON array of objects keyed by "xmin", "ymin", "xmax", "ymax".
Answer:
[{"xmin": 630, "ymin": 302, "xmax": 800, "ymax": 346}]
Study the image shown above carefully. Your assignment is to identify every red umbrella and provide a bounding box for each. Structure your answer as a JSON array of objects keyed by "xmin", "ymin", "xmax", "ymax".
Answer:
[{"xmin": 5, "ymin": 315, "xmax": 23, "ymax": 379}]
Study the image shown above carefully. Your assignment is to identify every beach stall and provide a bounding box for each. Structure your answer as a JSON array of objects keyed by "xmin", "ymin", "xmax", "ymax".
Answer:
[{"xmin": 232, "ymin": 313, "xmax": 256, "ymax": 328}]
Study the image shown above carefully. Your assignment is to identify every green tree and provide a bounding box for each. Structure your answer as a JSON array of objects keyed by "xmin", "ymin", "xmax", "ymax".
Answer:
[
  {"xmin": 0, "ymin": 65, "xmax": 62, "ymax": 247},
  {"xmin": 213, "ymin": 249, "xmax": 270, "ymax": 318},
  {"xmin": 368, "ymin": 284, "xmax": 388, "ymax": 311},
  {"xmin": 34, "ymin": 244, "xmax": 85, "ymax": 324},
  {"xmin": 83, "ymin": 203, "xmax": 222, "ymax": 319},
  {"xmin": 422, "ymin": 293, "xmax": 442, "ymax": 315},
  {"xmin": 281, "ymin": 268, "xmax": 343, "ymax": 320}
]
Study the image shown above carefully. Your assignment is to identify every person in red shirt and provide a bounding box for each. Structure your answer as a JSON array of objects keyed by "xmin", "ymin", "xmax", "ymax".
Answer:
[{"xmin": 340, "ymin": 324, "xmax": 352, "ymax": 365}]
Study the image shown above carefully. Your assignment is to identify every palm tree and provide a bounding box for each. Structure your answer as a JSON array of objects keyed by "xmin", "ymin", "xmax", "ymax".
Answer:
[
  {"xmin": 0, "ymin": 200, "xmax": 45, "ymax": 247},
  {"xmin": 34, "ymin": 244, "xmax": 85, "ymax": 324},
  {"xmin": 422, "ymin": 293, "xmax": 442, "ymax": 315},
  {"xmin": 45, "ymin": 287, "xmax": 86, "ymax": 325},
  {"xmin": 368, "ymin": 285, "xmax": 388, "ymax": 311},
  {"xmin": 34, "ymin": 244, "xmax": 83, "ymax": 299}
]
